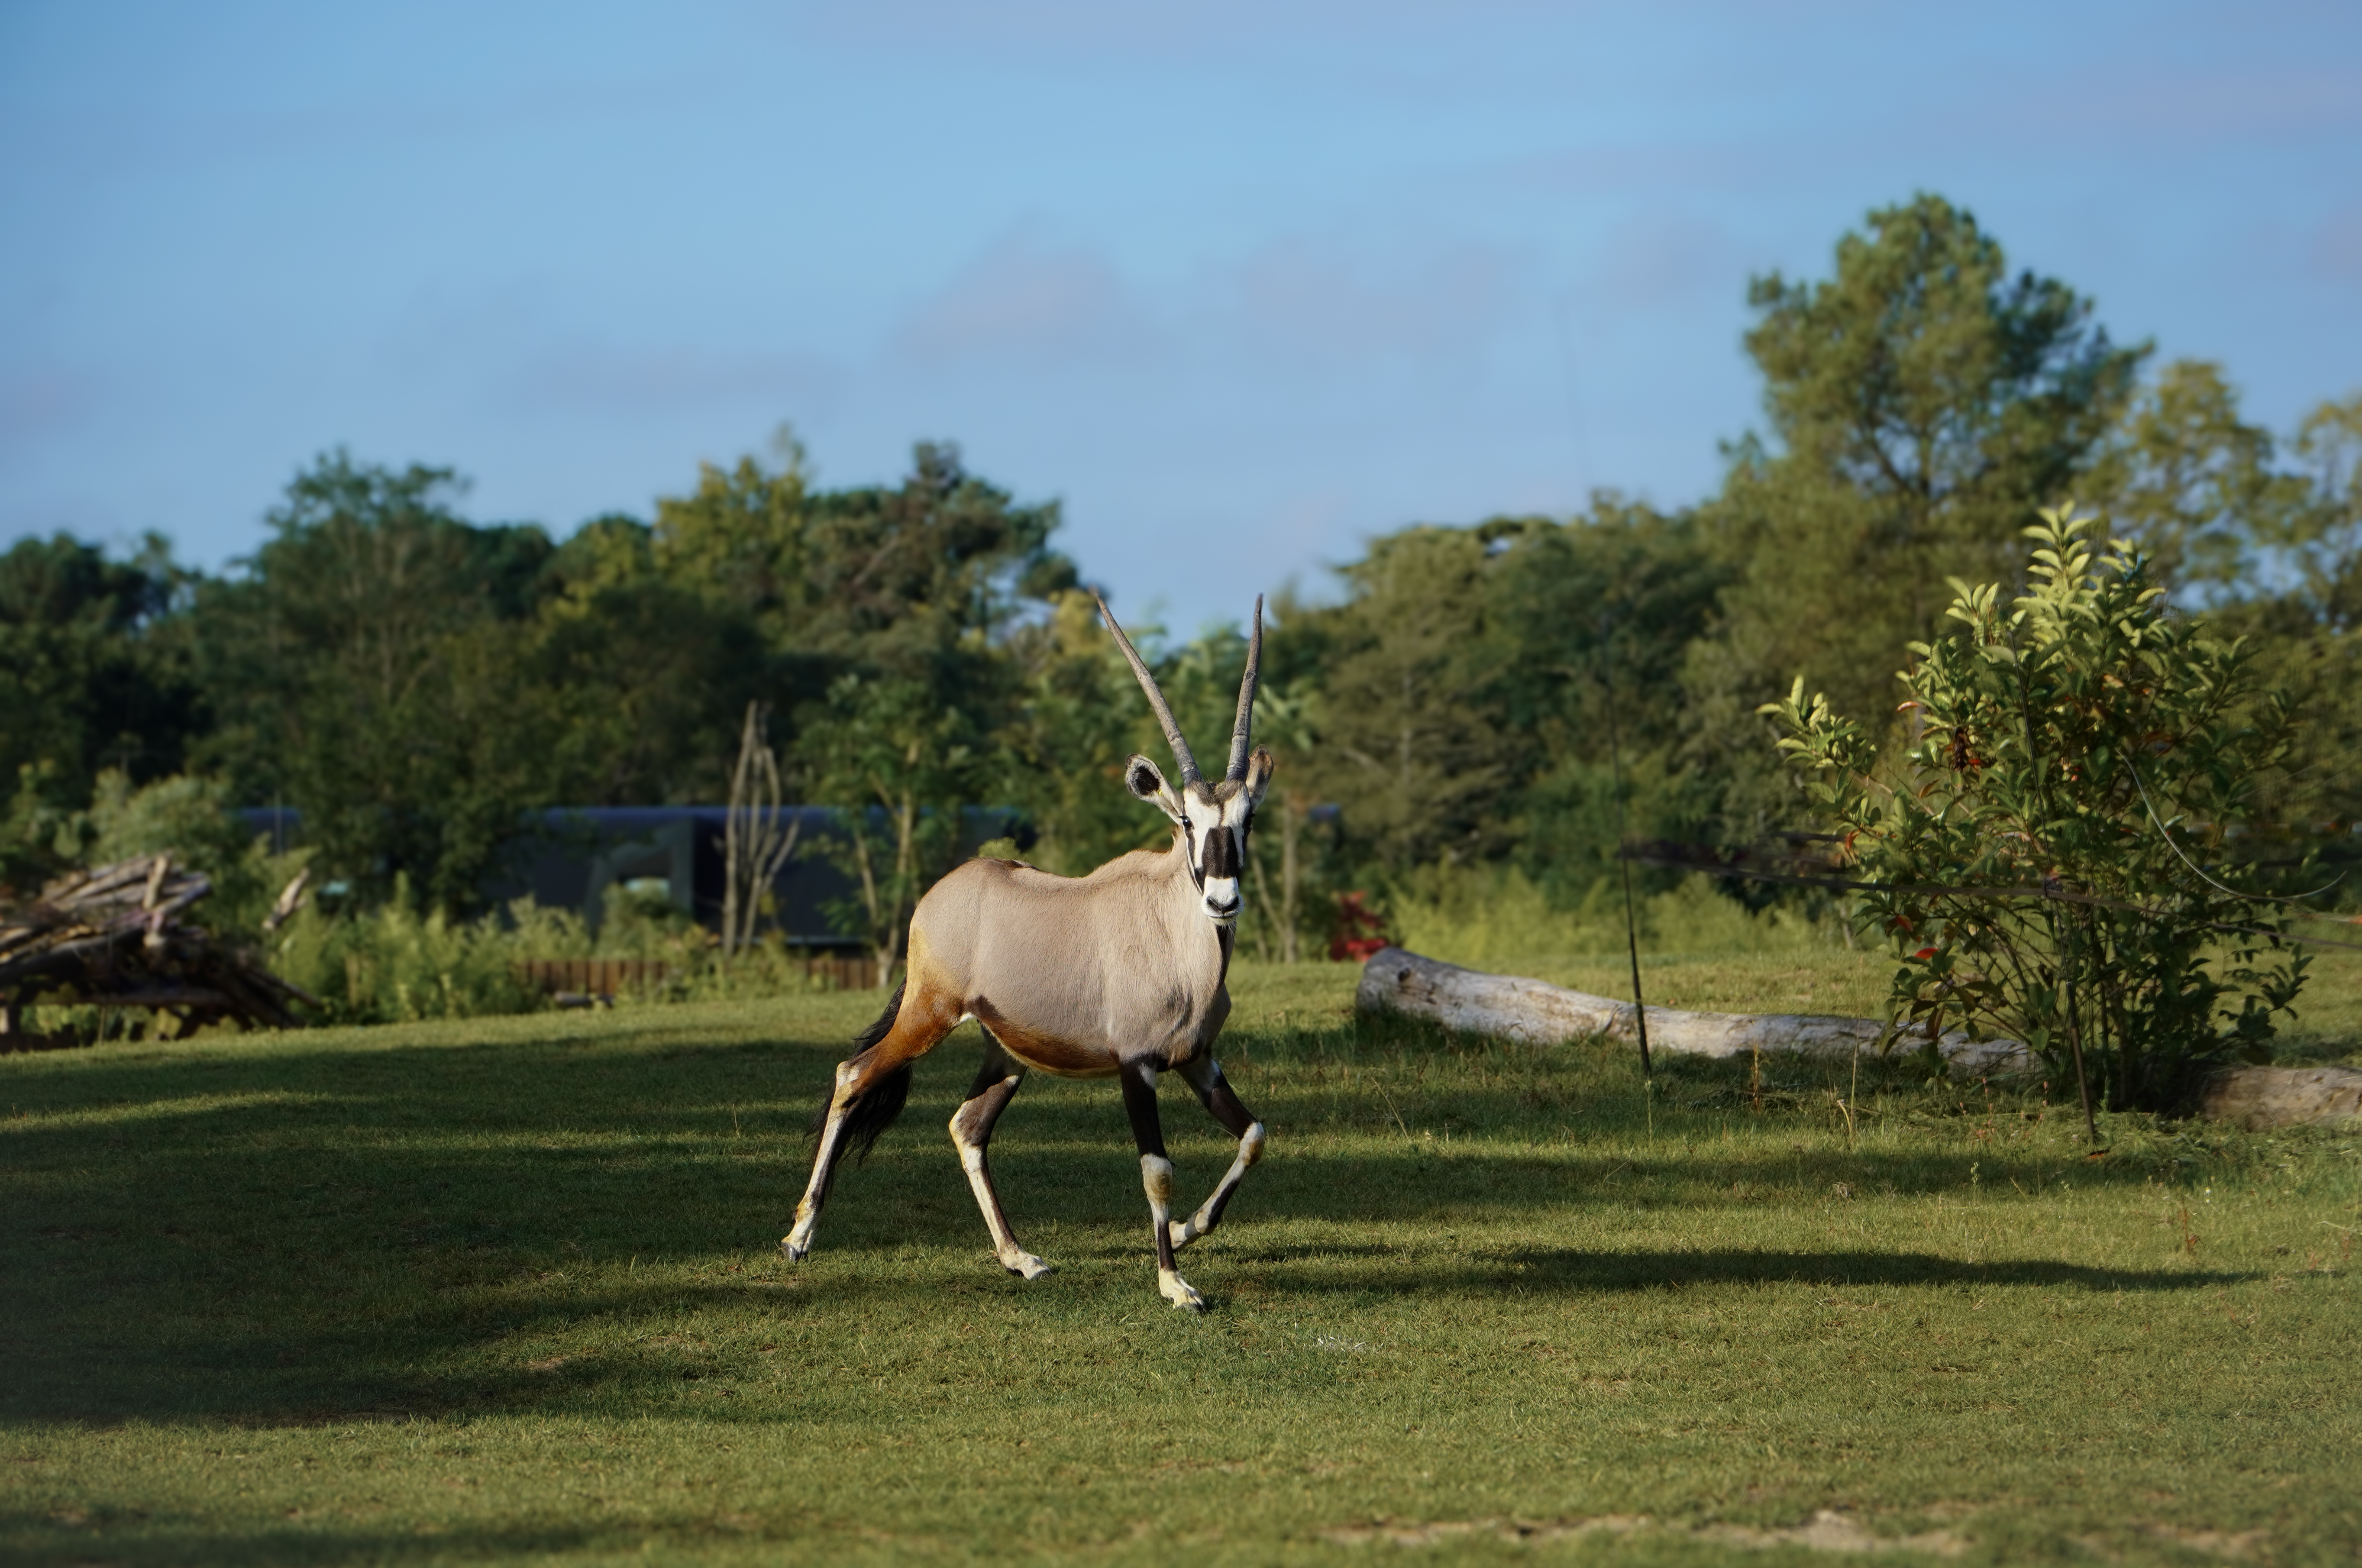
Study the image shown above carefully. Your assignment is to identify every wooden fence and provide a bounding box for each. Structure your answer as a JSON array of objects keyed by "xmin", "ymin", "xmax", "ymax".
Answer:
[{"xmin": 518, "ymin": 951, "xmax": 881, "ymax": 998}]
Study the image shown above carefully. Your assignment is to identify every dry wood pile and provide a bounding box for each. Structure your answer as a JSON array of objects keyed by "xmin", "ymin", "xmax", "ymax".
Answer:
[{"xmin": 0, "ymin": 855, "xmax": 315, "ymax": 1049}]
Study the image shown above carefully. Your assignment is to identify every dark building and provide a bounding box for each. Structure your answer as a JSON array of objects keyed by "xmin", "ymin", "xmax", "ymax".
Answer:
[{"xmin": 238, "ymin": 806, "xmax": 1029, "ymax": 947}]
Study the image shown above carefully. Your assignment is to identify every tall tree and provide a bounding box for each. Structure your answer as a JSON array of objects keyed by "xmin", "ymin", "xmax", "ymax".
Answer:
[
  {"xmin": 1289, "ymin": 526, "xmax": 1519, "ymax": 873},
  {"xmin": 1688, "ymin": 194, "xmax": 2146, "ymax": 842},
  {"xmin": 1712, "ymin": 194, "xmax": 2144, "ymax": 718},
  {"xmin": 2285, "ymin": 393, "xmax": 2362, "ymax": 628},
  {"xmin": 2086, "ymin": 359, "xmax": 2305, "ymax": 592},
  {"xmin": 1489, "ymin": 499, "xmax": 1730, "ymax": 900},
  {"xmin": 0, "ymin": 532, "xmax": 199, "ymax": 802},
  {"xmin": 191, "ymin": 451, "xmax": 560, "ymax": 910}
]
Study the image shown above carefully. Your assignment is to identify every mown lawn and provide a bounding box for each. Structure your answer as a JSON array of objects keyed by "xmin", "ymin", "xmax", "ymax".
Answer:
[{"xmin": 3, "ymin": 959, "xmax": 2359, "ymax": 1566}]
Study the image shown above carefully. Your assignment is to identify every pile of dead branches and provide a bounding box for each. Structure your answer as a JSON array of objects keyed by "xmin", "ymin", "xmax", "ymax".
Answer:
[{"xmin": 0, "ymin": 855, "xmax": 315, "ymax": 1049}]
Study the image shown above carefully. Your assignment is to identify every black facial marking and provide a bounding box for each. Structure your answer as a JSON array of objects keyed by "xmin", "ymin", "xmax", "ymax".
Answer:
[{"xmin": 1201, "ymin": 821, "xmax": 1241, "ymax": 880}]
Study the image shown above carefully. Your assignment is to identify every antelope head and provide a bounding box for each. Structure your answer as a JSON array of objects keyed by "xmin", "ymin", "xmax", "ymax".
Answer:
[{"xmin": 1096, "ymin": 593, "xmax": 1275, "ymax": 924}]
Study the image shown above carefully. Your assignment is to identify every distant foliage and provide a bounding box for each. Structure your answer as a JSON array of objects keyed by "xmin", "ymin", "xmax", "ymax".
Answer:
[
  {"xmin": 8, "ymin": 194, "xmax": 2355, "ymax": 1005},
  {"xmin": 1384, "ymin": 866, "xmax": 1833, "ymax": 974},
  {"xmin": 267, "ymin": 897, "xmax": 541, "ymax": 1026}
]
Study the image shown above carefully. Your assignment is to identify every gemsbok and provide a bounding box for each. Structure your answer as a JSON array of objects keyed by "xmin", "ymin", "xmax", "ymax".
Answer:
[{"xmin": 782, "ymin": 594, "xmax": 1273, "ymax": 1309}]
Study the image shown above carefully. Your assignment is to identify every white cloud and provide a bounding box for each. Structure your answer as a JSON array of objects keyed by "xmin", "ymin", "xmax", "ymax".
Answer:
[{"xmin": 893, "ymin": 229, "xmax": 1160, "ymax": 367}]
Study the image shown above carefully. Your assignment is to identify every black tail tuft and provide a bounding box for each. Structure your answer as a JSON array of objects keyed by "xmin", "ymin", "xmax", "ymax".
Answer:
[
  {"xmin": 840, "ymin": 1059, "xmax": 914, "ymax": 1165},
  {"xmin": 809, "ymin": 980, "xmax": 912, "ymax": 1168}
]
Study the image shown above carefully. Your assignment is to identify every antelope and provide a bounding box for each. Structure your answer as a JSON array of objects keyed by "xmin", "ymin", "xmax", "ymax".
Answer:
[{"xmin": 782, "ymin": 595, "xmax": 1273, "ymax": 1309}]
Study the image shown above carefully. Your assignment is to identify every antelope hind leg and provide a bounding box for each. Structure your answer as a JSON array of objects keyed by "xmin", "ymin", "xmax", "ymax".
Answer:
[
  {"xmin": 783, "ymin": 981, "xmax": 948, "ymax": 1261},
  {"xmin": 949, "ymin": 1040, "xmax": 1051, "ymax": 1279},
  {"xmin": 783, "ymin": 1056, "xmax": 866, "ymax": 1260},
  {"xmin": 1119, "ymin": 1061, "xmax": 1203, "ymax": 1309},
  {"xmin": 1167, "ymin": 1054, "xmax": 1266, "ymax": 1251}
]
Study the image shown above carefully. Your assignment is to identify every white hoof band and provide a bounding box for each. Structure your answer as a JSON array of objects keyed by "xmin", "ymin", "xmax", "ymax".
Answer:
[
  {"xmin": 1158, "ymin": 1269, "xmax": 1205, "ymax": 1311},
  {"xmin": 1002, "ymin": 1251, "xmax": 1054, "ymax": 1280}
]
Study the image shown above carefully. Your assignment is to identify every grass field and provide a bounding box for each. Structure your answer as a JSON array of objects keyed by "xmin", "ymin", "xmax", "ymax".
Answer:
[{"xmin": 5, "ymin": 955, "xmax": 2360, "ymax": 1565}]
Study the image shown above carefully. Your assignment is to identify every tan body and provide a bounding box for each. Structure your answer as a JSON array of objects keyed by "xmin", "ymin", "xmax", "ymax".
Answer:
[{"xmin": 919, "ymin": 848, "xmax": 1233, "ymax": 1079}]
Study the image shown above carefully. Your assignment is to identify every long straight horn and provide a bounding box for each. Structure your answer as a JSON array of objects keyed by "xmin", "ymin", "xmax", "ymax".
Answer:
[
  {"xmin": 1093, "ymin": 591, "xmax": 1202, "ymax": 785},
  {"xmin": 1226, "ymin": 594, "xmax": 1263, "ymax": 781}
]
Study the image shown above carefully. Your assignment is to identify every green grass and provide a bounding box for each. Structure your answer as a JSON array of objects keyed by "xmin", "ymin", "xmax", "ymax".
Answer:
[{"xmin": 4, "ymin": 962, "xmax": 2360, "ymax": 1566}]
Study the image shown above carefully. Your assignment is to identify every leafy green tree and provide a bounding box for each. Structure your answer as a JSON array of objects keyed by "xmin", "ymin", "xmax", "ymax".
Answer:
[
  {"xmin": 2284, "ymin": 393, "xmax": 2362, "ymax": 627},
  {"xmin": 803, "ymin": 671, "xmax": 996, "ymax": 984},
  {"xmin": 2213, "ymin": 393, "xmax": 2362, "ymax": 874},
  {"xmin": 0, "ymin": 531, "xmax": 200, "ymax": 802},
  {"xmin": 1698, "ymin": 194, "xmax": 2147, "ymax": 760},
  {"xmin": 998, "ymin": 589, "xmax": 1173, "ymax": 876},
  {"xmin": 527, "ymin": 531, "xmax": 764, "ymax": 805},
  {"xmin": 190, "ymin": 451, "xmax": 561, "ymax": 911},
  {"xmin": 2087, "ymin": 359, "xmax": 2306, "ymax": 591},
  {"xmin": 1488, "ymin": 499, "xmax": 1732, "ymax": 902},
  {"xmin": 1765, "ymin": 508, "xmax": 2308, "ymax": 1115},
  {"xmin": 1289, "ymin": 526, "xmax": 1520, "ymax": 873},
  {"xmin": 653, "ymin": 434, "xmax": 1076, "ymax": 675}
]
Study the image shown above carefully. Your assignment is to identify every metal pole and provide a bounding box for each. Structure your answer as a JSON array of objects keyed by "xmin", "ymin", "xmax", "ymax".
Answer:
[{"xmin": 1598, "ymin": 618, "xmax": 1652, "ymax": 1083}]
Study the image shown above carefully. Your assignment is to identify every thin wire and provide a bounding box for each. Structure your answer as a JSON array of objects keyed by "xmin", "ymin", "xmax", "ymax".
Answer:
[
  {"xmin": 1614, "ymin": 849, "xmax": 2362, "ymax": 954},
  {"xmin": 2124, "ymin": 758, "xmax": 2345, "ymax": 904}
]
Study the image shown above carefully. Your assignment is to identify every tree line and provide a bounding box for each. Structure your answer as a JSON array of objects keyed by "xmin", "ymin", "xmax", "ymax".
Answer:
[{"xmin": 6, "ymin": 195, "xmax": 2357, "ymax": 962}]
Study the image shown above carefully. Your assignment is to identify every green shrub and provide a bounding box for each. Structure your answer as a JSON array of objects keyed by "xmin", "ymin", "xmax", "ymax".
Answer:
[
  {"xmin": 266, "ymin": 883, "xmax": 546, "ymax": 1025},
  {"xmin": 1764, "ymin": 506, "xmax": 2310, "ymax": 1112}
]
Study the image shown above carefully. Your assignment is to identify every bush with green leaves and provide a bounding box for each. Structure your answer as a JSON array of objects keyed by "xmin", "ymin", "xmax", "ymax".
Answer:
[
  {"xmin": 266, "ymin": 883, "xmax": 546, "ymax": 1026},
  {"xmin": 1763, "ymin": 507, "xmax": 2310, "ymax": 1112}
]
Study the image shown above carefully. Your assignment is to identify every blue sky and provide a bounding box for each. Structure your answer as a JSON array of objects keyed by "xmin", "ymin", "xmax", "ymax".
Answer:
[{"xmin": 4, "ymin": 1, "xmax": 2358, "ymax": 633}]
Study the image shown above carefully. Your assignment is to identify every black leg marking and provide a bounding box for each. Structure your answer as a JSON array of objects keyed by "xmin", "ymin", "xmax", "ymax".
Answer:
[
  {"xmin": 1169, "ymin": 1054, "xmax": 1267, "ymax": 1251},
  {"xmin": 1120, "ymin": 1061, "xmax": 1201, "ymax": 1309}
]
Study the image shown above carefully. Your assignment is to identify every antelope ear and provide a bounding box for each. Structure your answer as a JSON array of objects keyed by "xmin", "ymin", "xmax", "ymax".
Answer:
[
  {"xmin": 1124, "ymin": 753, "xmax": 1185, "ymax": 822},
  {"xmin": 1240, "ymin": 746, "xmax": 1276, "ymax": 808}
]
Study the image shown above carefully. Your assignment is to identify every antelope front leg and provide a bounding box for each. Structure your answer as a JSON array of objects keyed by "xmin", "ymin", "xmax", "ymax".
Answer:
[
  {"xmin": 1167, "ymin": 1054, "xmax": 1265, "ymax": 1251},
  {"xmin": 1118, "ymin": 1061, "xmax": 1202, "ymax": 1310}
]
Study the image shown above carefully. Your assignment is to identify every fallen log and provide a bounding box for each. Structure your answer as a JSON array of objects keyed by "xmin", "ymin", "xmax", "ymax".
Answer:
[
  {"xmin": 1355, "ymin": 946, "xmax": 2028, "ymax": 1076},
  {"xmin": 2197, "ymin": 1065, "xmax": 2362, "ymax": 1132},
  {"xmin": 1355, "ymin": 947, "xmax": 2362, "ymax": 1127}
]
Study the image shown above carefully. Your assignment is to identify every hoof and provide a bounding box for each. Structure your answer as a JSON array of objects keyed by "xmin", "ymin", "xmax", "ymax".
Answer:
[
  {"xmin": 1001, "ymin": 1252, "xmax": 1054, "ymax": 1280},
  {"xmin": 1167, "ymin": 1218, "xmax": 1199, "ymax": 1251},
  {"xmin": 1158, "ymin": 1271, "xmax": 1206, "ymax": 1312},
  {"xmin": 780, "ymin": 1235, "xmax": 810, "ymax": 1262}
]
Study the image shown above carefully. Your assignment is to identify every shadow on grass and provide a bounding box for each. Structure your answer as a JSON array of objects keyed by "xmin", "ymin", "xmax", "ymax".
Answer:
[
  {"xmin": 0, "ymin": 1031, "xmax": 2263, "ymax": 1428},
  {"xmin": 0, "ymin": 1514, "xmax": 804, "ymax": 1568},
  {"xmin": 1242, "ymin": 1245, "xmax": 2251, "ymax": 1296}
]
